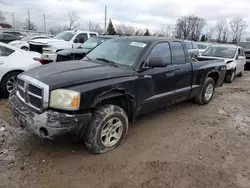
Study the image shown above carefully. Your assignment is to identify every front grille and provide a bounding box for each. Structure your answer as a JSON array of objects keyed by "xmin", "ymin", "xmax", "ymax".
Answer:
[
  {"xmin": 29, "ymin": 44, "xmax": 43, "ymax": 53},
  {"xmin": 56, "ymin": 54, "xmax": 74, "ymax": 62},
  {"xmin": 17, "ymin": 77, "xmax": 45, "ymax": 112}
]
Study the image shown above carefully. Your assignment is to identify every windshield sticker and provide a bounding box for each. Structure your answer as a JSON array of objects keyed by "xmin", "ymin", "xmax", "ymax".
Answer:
[{"xmin": 130, "ymin": 42, "xmax": 147, "ymax": 48}]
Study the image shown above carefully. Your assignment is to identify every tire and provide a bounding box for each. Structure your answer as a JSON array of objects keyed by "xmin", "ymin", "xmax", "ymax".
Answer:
[
  {"xmin": 84, "ymin": 104, "xmax": 128, "ymax": 154},
  {"xmin": 0, "ymin": 71, "xmax": 21, "ymax": 98},
  {"xmin": 225, "ymin": 70, "xmax": 235, "ymax": 83},
  {"xmin": 195, "ymin": 77, "xmax": 215, "ymax": 105},
  {"xmin": 21, "ymin": 46, "xmax": 28, "ymax": 51},
  {"xmin": 238, "ymin": 70, "xmax": 243, "ymax": 77}
]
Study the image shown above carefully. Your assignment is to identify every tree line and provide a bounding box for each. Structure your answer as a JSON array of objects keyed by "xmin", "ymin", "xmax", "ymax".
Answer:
[{"xmin": 0, "ymin": 11, "xmax": 248, "ymax": 44}]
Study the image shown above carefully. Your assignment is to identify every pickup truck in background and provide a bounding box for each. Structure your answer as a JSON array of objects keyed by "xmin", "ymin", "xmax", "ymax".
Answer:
[
  {"xmin": 28, "ymin": 30, "xmax": 98, "ymax": 63},
  {"xmin": 199, "ymin": 44, "xmax": 245, "ymax": 83},
  {"xmin": 55, "ymin": 35, "xmax": 117, "ymax": 62},
  {"xmin": 9, "ymin": 36, "xmax": 226, "ymax": 154},
  {"xmin": 237, "ymin": 42, "xmax": 250, "ymax": 69}
]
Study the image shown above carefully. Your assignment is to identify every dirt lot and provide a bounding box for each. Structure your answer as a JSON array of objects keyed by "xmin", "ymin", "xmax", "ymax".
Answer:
[{"xmin": 1, "ymin": 72, "xmax": 250, "ymax": 188}]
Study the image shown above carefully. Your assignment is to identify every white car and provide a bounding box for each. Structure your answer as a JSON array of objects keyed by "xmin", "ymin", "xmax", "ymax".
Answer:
[
  {"xmin": 28, "ymin": 30, "xmax": 98, "ymax": 62},
  {"xmin": 0, "ymin": 42, "xmax": 43, "ymax": 97},
  {"xmin": 200, "ymin": 45, "xmax": 246, "ymax": 83},
  {"xmin": 8, "ymin": 35, "xmax": 51, "ymax": 51},
  {"xmin": 197, "ymin": 42, "xmax": 213, "ymax": 56}
]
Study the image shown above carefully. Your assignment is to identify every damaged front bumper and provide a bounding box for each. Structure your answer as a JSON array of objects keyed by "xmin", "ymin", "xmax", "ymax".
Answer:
[{"xmin": 9, "ymin": 94, "xmax": 92, "ymax": 140}]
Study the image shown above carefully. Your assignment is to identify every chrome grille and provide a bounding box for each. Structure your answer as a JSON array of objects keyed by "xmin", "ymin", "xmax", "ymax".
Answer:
[{"xmin": 16, "ymin": 75, "xmax": 49, "ymax": 112}]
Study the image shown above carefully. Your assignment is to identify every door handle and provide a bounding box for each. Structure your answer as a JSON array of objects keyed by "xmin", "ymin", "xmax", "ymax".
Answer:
[{"xmin": 0, "ymin": 61, "xmax": 4, "ymax": 65}]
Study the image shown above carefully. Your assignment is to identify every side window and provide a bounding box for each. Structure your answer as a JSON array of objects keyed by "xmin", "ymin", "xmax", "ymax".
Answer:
[
  {"xmin": 171, "ymin": 41, "xmax": 186, "ymax": 64},
  {"xmin": 240, "ymin": 49, "xmax": 244, "ymax": 56},
  {"xmin": 184, "ymin": 41, "xmax": 192, "ymax": 49},
  {"xmin": 147, "ymin": 42, "xmax": 172, "ymax": 66},
  {"xmin": 0, "ymin": 46, "xmax": 15, "ymax": 56},
  {"xmin": 90, "ymin": 33, "xmax": 97, "ymax": 37},
  {"xmin": 192, "ymin": 42, "xmax": 198, "ymax": 49},
  {"xmin": 74, "ymin": 33, "xmax": 88, "ymax": 43},
  {"xmin": 4, "ymin": 35, "xmax": 16, "ymax": 40}
]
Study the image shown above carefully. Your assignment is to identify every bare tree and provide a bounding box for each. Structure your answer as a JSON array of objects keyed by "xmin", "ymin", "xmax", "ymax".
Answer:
[
  {"xmin": 205, "ymin": 28, "xmax": 214, "ymax": 41},
  {"xmin": 155, "ymin": 25, "xmax": 173, "ymax": 37},
  {"xmin": 229, "ymin": 17, "xmax": 247, "ymax": 43},
  {"xmin": 23, "ymin": 18, "xmax": 36, "ymax": 30},
  {"xmin": 0, "ymin": 11, "xmax": 5, "ymax": 22},
  {"xmin": 176, "ymin": 15, "xmax": 206, "ymax": 40},
  {"xmin": 115, "ymin": 24, "xmax": 136, "ymax": 35},
  {"xmin": 88, "ymin": 21, "xmax": 104, "ymax": 34},
  {"xmin": 48, "ymin": 26, "xmax": 64, "ymax": 35},
  {"xmin": 13, "ymin": 21, "xmax": 23, "ymax": 29},
  {"xmin": 222, "ymin": 26, "xmax": 229, "ymax": 43},
  {"xmin": 67, "ymin": 11, "xmax": 78, "ymax": 30},
  {"xmin": 215, "ymin": 20, "xmax": 227, "ymax": 42},
  {"xmin": 134, "ymin": 28, "xmax": 144, "ymax": 36}
]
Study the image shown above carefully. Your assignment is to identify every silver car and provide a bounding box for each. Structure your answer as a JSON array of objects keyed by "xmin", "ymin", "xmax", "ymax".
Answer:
[{"xmin": 197, "ymin": 42, "xmax": 213, "ymax": 56}]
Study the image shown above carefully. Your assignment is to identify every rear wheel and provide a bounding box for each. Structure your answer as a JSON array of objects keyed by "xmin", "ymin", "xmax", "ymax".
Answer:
[
  {"xmin": 195, "ymin": 77, "xmax": 215, "ymax": 105},
  {"xmin": 84, "ymin": 104, "xmax": 128, "ymax": 154},
  {"xmin": 0, "ymin": 71, "xmax": 21, "ymax": 98},
  {"xmin": 225, "ymin": 70, "xmax": 235, "ymax": 83},
  {"xmin": 238, "ymin": 70, "xmax": 243, "ymax": 77}
]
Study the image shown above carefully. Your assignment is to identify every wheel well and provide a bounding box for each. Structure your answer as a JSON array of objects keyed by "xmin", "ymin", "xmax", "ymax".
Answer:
[
  {"xmin": 207, "ymin": 72, "xmax": 219, "ymax": 85},
  {"xmin": 95, "ymin": 95, "xmax": 133, "ymax": 121},
  {"xmin": 1, "ymin": 70, "xmax": 23, "ymax": 83}
]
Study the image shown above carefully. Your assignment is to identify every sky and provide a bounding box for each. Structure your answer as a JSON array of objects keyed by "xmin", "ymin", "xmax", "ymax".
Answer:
[{"xmin": 1, "ymin": 0, "xmax": 250, "ymax": 33}]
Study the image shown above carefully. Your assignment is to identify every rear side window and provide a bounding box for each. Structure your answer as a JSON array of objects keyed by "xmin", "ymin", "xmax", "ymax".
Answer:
[
  {"xmin": 0, "ymin": 46, "xmax": 15, "ymax": 56},
  {"xmin": 184, "ymin": 41, "xmax": 192, "ymax": 49},
  {"xmin": 148, "ymin": 42, "xmax": 172, "ymax": 66},
  {"xmin": 192, "ymin": 42, "xmax": 198, "ymax": 49},
  {"xmin": 90, "ymin": 33, "xmax": 97, "ymax": 37},
  {"xmin": 171, "ymin": 41, "xmax": 186, "ymax": 64}
]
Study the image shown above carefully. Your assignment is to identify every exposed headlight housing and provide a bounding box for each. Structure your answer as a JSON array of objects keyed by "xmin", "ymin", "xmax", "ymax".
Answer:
[{"xmin": 49, "ymin": 89, "xmax": 80, "ymax": 110}]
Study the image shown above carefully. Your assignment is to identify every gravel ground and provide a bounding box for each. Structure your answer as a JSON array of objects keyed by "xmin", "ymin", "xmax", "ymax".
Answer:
[{"xmin": 1, "ymin": 72, "xmax": 250, "ymax": 188}]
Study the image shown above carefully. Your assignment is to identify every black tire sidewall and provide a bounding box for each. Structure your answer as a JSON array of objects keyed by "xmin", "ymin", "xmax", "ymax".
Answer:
[
  {"xmin": 225, "ymin": 71, "xmax": 235, "ymax": 83},
  {"xmin": 84, "ymin": 105, "xmax": 128, "ymax": 154},
  {"xmin": 21, "ymin": 46, "xmax": 28, "ymax": 51},
  {"xmin": 0, "ymin": 72, "xmax": 20, "ymax": 98},
  {"xmin": 201, "ymin": 78, "xmax": 215, "ymax": 104}
]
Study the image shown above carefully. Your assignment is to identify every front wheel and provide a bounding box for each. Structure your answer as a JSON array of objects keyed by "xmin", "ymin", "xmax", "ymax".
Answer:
[
  {"xmin": 0, "ymin": 72, "xmax": 20, "ymax": 98},
  {"xmin": 84, "ymin": 104, "xmax": 128, "ymax": 154},
  {"xmin": 195, "ymin": 77, "xmax": 215, "ymax": 105}
]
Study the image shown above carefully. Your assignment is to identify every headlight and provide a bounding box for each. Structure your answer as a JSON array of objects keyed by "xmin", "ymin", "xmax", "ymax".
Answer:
[{"xmin": 49, "ymin": 89, "xmax": 80, "ymax": 110}]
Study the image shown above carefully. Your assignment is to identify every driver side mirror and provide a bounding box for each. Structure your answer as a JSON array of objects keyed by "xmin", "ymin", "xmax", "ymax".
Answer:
[
  {"xmin": 238, "ymin": 56, "xmax": 244, "ymax": 60},
  {"xmin": 148, "ymin": 57, "xmax": 166, "ymax": 67}
]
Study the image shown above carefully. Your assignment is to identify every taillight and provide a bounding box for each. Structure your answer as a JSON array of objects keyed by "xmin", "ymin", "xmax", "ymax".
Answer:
[{"xmin": 33, "ymin": 57, "xmax": 45, "ymax": 65}]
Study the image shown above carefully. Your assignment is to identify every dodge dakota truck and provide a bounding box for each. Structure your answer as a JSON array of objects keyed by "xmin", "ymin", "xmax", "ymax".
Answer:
[{"xmin": 9, "ymin": 36, "xmax": 226, "ymax": 154}]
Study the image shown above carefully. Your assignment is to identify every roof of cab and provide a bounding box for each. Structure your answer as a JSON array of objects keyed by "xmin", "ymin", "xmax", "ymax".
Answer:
[{"xmin": 111, "ymin": 36, "xmax": 182, "ymax": 43}]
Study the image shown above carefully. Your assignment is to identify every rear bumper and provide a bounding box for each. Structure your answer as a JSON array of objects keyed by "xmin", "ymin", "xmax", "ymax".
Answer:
[{"xmin": 9, "ymin": 94, "xmax": 92, "ymax": 140}]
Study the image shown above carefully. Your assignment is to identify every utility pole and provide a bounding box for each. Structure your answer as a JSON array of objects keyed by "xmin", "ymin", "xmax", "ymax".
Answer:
[
  {"xmin": 11, "ymin": 13, "xmax": 15, "ymax": 28},
  {"xmin": 104, "ymin": 5, "xmax": 107, "ymax": 31},
  {"xmin": 43, "ymin": 13, "xmax": 46, "ymax": 32},
  {"xmin": 89, "ymin": 20, "xmax": 91, "ymax": 31},
  {"xmin": 27, "ymin": 10, "xmax": 31, "ymax": 30}
]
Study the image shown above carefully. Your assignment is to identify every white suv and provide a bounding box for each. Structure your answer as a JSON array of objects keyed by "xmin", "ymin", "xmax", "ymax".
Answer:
[{"xmin": 28, "ymin": 30, "xmax": 98, "ymax": 62}]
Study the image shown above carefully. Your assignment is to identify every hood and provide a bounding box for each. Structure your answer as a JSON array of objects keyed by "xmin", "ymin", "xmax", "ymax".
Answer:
[
  {"xmin": 29, "ymin": 38, "xmax": 65, "ymax": 45},
  {"xmin": 23, "ymin": 60, "xmax": 135, "ymax": 90},
  {"xmin": 200, "ymin": 56, "xmax": 233, "ymax": 62},
  {"xmin": 57, "ymin": 48, "xmax": 90, "ymax": 56}
]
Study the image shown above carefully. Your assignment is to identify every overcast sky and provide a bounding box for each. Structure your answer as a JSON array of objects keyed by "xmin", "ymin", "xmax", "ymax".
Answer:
[{"xmin": 1, "ymin": 0, "xmax": 250, "ymax": 32}]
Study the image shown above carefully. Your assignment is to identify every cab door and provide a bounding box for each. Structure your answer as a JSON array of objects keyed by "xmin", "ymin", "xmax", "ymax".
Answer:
[{"xmin": 137, "ymin": 42, "xmax": 178, "ymax": 115}]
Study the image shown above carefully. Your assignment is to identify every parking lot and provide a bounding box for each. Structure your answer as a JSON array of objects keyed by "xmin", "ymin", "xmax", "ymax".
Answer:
[{"xmin": 0, "ymin": 72, "xmax": 250, "ymax": 188}]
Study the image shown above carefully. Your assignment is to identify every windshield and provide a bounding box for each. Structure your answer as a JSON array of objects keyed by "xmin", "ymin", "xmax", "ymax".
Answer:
[
  {"xmin": 198, "ymin": 44, "xmax": 207, "ymax": 49},
  {"xmin": 238, "ymin": 42, "xmax": 250, "ymax": 49},
  {"xmin": 54, "ymin": 32, "xmax": 74, "ymax": 41},
  {"xmin": 81, "ymin": 37, "xmax": 108, "ymax": 49},
  {"xmin": 203, "ymin": 46, "xmax": 236, "ymax": 58},
  {"xmin": 86, "ymin": 38, "xmax": 148, "ymax": 67}
]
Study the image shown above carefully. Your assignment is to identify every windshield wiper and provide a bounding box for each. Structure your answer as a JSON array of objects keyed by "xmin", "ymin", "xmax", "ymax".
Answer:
[
  {"xmin": 84, "ymin": 55, "xmax": 92, "ymax": 61},
  {"xmin": 96, "ymin": 58, "xmax": 119, "ymax": 67}
]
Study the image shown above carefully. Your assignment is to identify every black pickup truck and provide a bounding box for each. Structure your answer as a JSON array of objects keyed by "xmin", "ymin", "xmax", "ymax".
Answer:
[{"xmin": 9, "ymin": 36, "xmax": 226, "ymax": 154}]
